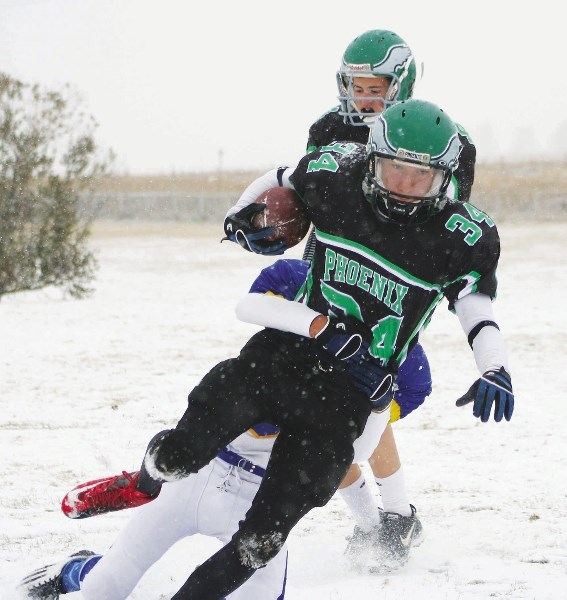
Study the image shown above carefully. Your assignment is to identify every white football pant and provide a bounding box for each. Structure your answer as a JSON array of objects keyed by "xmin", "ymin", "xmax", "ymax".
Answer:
[{"xmin": 80, "ymin": 456, "xmax": 288, "ymax": 599}]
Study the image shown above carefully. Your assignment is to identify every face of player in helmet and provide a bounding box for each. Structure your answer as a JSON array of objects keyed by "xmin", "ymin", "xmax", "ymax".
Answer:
[
  {"xmin": 379, "ymin": 158, "xmax": 440, "ymax": 202},
  {"xmin": 350, "ymin": 76, "xmax": 392, "ymax": 120},
  {"xmin": 364, "ymin": 154, "xmax": 449, "ymax": 224}
]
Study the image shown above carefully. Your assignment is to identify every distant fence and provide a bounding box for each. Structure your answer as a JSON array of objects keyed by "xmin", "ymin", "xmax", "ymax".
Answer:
[
  {"xmin": 81, "ymin": 189, "xmax": 567, "ymax": 223},
  {"xmin": 472, "ymin": 190, "xmax": 567, "ymax": 222},
  {"xmin": 81, "ymin": 191, "xmax": 236, "ymax": 222}
]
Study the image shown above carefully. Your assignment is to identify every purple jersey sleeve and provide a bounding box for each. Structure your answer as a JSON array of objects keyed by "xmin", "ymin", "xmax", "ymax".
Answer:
[
  {"xmin": 249, "ymin": 258, "xmax": 310, "ymax": 300},
  {"xmin": 392, "ymin": 342, "xmax": 432, "ymax": 421}
]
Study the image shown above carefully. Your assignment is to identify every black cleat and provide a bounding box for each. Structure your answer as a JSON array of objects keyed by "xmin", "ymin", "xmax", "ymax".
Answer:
[
  {"xmin": 344, "ymin": 524, "xmax": 379, "ymax": 561},
  {"xmin": 17, "ymin": 550, "xmax": 97, "ymax": 599},
  {"xmin": 344, "ymin": 505, "xmax": 424, "ymax": 573},
  {"xmin": 370, "ymin": 504, "xmax": 424, "ymax": 572}
]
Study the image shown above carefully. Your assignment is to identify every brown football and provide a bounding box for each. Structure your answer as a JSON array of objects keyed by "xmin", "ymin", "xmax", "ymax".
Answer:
[{"xmin": 251, "ymin": 187, "xmax": 310, "ymax": 249}]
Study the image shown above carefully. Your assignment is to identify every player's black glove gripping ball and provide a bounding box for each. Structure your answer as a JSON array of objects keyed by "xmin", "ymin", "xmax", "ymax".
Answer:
[
  {"xmin": 456, "ymin": 366, "xmax": 514, "ymax": 423},
  {"xmin": 222, "ymin": 204, "xmax": 286, "ymax": 256}
]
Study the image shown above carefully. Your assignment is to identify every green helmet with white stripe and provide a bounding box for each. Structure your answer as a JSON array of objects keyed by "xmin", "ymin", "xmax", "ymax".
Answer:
[
  {"xmin": 337, "ymin": 29, "xmax": 417, "ymax": 126},
  {"xmin": 363, "ymin": 99, "xmax": 462, "ymax": 225}
]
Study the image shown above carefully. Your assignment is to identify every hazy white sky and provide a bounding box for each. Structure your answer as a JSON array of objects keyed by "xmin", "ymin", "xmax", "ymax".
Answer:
[{"xmin": 1, "ymin": 0, "xmax": 566, "ymax": 173}]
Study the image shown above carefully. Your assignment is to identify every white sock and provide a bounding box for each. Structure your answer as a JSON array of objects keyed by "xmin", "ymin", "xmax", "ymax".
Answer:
[
  {"xmin": 375, "ymin": 467, "xmax": 412, "ymax": 516},
  {"xmin": 339, "ymin": 472, "xmax": 381, "ymax": 532}
]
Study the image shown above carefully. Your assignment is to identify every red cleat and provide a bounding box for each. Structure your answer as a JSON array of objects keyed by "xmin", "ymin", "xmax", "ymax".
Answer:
[{"xmin": 61, "ymin": 471, "xmax": 157, "ymax": 519}]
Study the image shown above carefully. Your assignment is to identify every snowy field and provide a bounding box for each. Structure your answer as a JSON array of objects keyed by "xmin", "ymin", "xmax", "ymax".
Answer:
[{"xmin": 1, "ymin": 221, "xmax": 567, "ymax": 599}]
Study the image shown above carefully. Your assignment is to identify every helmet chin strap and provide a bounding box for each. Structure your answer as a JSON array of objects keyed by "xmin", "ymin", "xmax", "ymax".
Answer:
[
  {"xmin": 361, "ymin": 172, "xmax": 377, "ymax": 199},
  {"xmin": 384, "ymin": 196, "xmax": 419, "ymax": 217}
]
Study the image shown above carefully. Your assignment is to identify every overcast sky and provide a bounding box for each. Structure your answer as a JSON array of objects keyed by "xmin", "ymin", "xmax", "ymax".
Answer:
[{"xmin": 1, "ymin": 0, "xmax": 566, "ymax": 173}]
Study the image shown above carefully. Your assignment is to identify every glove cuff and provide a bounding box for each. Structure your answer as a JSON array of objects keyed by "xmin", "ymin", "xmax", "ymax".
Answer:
[{"xmin": 482, "ymin": 366, "xmax": 512, "ymax": 391}]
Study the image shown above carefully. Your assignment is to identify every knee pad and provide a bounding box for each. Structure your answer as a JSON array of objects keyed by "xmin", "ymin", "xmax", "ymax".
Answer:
[
  {"xmin": 236, "ymin": 530, "xmax": 285, "ymax": 569},
  {"xmin": 143, "ymin": 429, "xmax": 195, "ymax": 482},
  {"xmin": 137, "ymin": 429, "xmax": 172, "ymax": 494}
]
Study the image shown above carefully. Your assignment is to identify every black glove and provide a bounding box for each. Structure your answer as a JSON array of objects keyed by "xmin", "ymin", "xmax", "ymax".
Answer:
[
  {"xmin": 344, "ymin": 353, "xmax": 394, "ymax": 410},
  {"xmin": 456, "ymin": 366, "xmax": 514, "ymax": 422},
  {"xmin": 315, "ymin": 312, "xmax": 394, "ymax": 409},
  {"xmin": 315, "ymin": 312, "xmax": 372, "ymax": 361},
  {"xmin": 222, "ymin": 204, "xmax": 286, "ymax": 256}
]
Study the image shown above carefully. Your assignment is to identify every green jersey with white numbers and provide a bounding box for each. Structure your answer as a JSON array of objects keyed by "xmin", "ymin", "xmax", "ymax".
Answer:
[{"xmin": 289, "ymin": 142, "xmax": 499, "ymax": 371}]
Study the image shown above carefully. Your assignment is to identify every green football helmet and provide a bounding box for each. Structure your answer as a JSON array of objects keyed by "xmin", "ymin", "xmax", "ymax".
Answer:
[
  {"xmin": 337, "ymin": 29, "xmax": 417, "ymax": 126},
  {"xmin": 363, "ymin": 99, "xmax": 462, "ymax": 225}
]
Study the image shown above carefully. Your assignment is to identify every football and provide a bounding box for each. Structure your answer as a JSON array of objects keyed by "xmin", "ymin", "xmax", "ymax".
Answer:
[{"xmin": 251, "ymin": 187, "xmax": 310, "ymax": 249}]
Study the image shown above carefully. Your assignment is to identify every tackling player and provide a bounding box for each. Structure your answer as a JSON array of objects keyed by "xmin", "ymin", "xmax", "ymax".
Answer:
[
  {"xmin": 18, "ymin": 257, "xmax": 431, "ymax": 599},
  {"xmin": 64, "ymin": 99, "xmax": 512, "ymax": 600}
]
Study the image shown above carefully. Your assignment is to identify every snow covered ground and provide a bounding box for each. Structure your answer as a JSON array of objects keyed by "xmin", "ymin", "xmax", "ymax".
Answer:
[{"xmin": 1, "ymin": 221, "xmax": 566, "ymax": 599}]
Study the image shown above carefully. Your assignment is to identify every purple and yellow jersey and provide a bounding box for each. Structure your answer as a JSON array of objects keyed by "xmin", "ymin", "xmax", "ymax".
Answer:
[
  {"xmin": 248, "ymin": 423, "xmax": 280, "ymax": 438},
  {"xmin": 249, "ymin": 258, "xmax": 308, "ymax": 300},
  {"xmin": 227, "ymin": 426, "xmax": 278, "ymax": 470},
  {"xmin": 392, "ymin": 342, "xmax": 431, "ymax": 423}
]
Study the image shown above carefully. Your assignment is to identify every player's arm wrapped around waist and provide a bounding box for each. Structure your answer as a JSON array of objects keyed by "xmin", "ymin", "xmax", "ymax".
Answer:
[
  {"xmin": 313, "ymin": 312, "xmax": 394, "ymax": 412},
  {"xmin": 236, "ymin": 292, "xmax": 394, "ymax": 411},
  {"xmin": 339, "ymin": 347, "xmax": 395, "ymax": 412}
]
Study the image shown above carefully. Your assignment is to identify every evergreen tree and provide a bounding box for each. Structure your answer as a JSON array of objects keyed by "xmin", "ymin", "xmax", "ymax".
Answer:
[{"xmin": 0, "ymin": 72, "xmax": 112, "ymax": 298}]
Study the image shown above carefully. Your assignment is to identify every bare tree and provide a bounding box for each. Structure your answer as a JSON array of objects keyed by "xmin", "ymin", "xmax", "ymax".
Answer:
[{"xmin": 0, "ymin": 72, "xmax": 112, "ymax": 299}]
